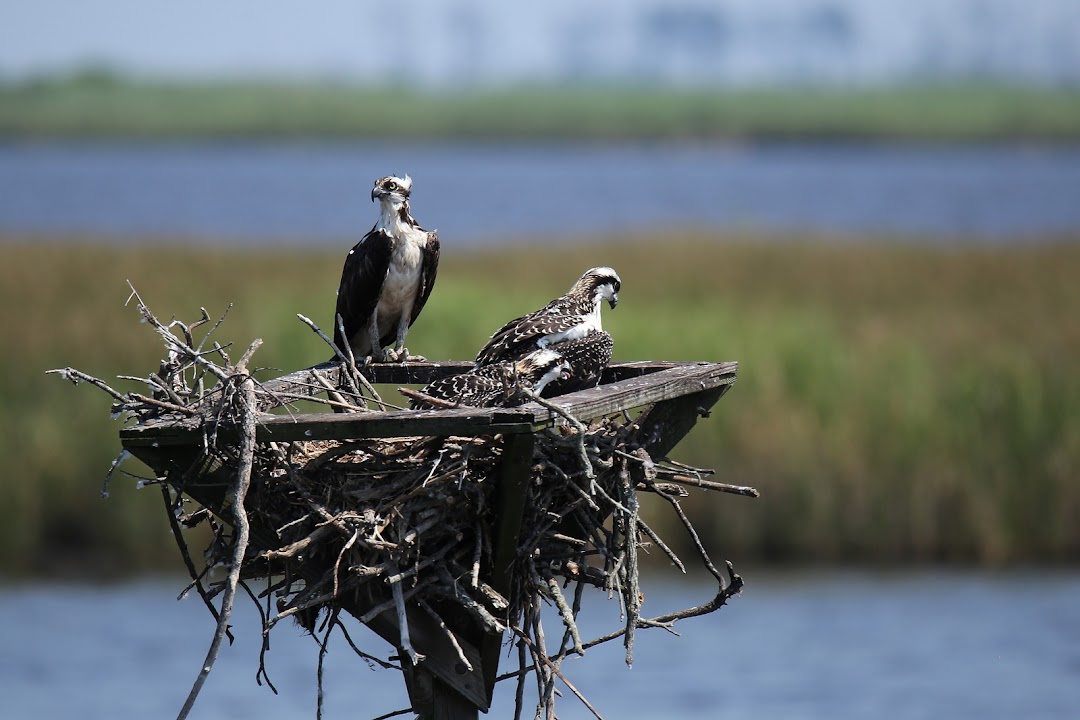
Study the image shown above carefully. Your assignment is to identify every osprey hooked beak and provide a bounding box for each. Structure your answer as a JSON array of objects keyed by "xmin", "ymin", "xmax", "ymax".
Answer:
[
  {"xmin": 604, "ymin": 282, "xmax": 620, "ymax": 310},
  {"xmin": 588, "ymin": 268, "xmax": 621, "ymax": 310},
  {"xmin": 371, "ymin": 175, "xmax": 412, "ymax": 203}
]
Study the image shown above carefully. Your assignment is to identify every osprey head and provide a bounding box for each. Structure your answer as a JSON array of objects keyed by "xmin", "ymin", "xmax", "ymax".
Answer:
[
  {"xmin": 516, "ymin": 348, "xmax": 572, "ymax": 395},
  {"xmin": 371, "ymin": 175, "xmax": 413, "ymax": 205},
  {"xmin": 573, "ymin": 266, "xmax": 621, "ymax": 310}
]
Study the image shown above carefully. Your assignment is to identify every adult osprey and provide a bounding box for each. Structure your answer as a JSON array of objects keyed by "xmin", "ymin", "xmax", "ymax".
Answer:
[
  {"xmin": 333, "ymin": 175, "xmax": 440, "ymax": 363},
  {"xmin": 410, "ymin": 349, "xmax": 571, "ymax": 410},
  {"xmin": 474, "ymin": 266, "xmax": 620, "ymax": 366}
]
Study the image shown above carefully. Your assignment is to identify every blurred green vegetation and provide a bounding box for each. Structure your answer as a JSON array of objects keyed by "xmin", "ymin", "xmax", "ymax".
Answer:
[
  {"xmin": 3, "ymin": 236, "xmax": 1078, "ymax": 577},
  {"xmin": 3, "ymin": 74, "xmax": 1080, "ymax": 141}
]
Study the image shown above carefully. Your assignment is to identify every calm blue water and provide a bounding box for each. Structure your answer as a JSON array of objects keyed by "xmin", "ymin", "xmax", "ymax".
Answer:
[
  {"xmin": 2, "ymin": 142, "xmax": 1079, "ymax": 246},
  {"xmin": 2, "ymin": 571, "xmax": 1078, "ymax": 719}
]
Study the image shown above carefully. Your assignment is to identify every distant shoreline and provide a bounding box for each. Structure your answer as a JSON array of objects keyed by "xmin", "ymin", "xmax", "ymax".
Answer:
[{"xmin": 3, "ymin": 76, "xmax": 1079, "ymax": 142}]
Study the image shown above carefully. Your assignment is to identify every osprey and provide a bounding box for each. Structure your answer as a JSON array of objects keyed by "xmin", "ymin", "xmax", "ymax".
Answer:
[
  {"xmin": 538, "ymin": 330, "xmax": 614, "ymax": 398},
  {"xmin": 333, "ymin": 175, "xmax": 440, "ymax": 363},
  {"xmin": 475, "ymin": 266, "xmax": 620, "ymax": 366},
  {"xmin": 410, "ymin": 349, "xmax": 571, "ymax": 410}
]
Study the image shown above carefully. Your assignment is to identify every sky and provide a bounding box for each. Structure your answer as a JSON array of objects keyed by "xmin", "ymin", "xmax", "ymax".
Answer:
[{"xmin": 2, "ymin": 0, "xmax": 1079, "ymax": 86}]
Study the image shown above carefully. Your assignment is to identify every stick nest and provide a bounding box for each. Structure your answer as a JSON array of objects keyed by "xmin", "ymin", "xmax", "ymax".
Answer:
[{"xmin": 50, "ymin": 285, "xmax": 755, "ymax": 720}]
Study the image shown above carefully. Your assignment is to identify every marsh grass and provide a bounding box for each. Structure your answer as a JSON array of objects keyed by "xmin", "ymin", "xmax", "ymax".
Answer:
[
  {"xmin": 4, "ymin": 236, "xmax": 1078, "ymax": 575},
  {"xmin": 3, "ymin": 79, "xmax": 1080, "ymax": 141}
]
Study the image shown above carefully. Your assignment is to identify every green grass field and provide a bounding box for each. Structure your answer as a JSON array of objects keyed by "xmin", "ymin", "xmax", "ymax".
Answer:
[
  {"xmin": 3, "ymin": 75, "xmax": 1080, "ymax": 141},
  {"xmin": 3, "ymin": 236, "xmax": 1079, "ymax": 576}
]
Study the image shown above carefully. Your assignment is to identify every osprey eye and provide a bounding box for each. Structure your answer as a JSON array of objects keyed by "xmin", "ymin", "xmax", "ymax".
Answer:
[{"xmin": 386, "ymin": 182, "xmax": 397, "ymax": 191}]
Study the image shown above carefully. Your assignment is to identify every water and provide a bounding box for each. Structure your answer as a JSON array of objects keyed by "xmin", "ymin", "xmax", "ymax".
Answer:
[
  {"xmin": 2, "ymin": 142, "xmax": 1079, "ymax": 246},
  {"xmin": 2, "ymin": 571, "xmax": 1078, "ymax": 719}
]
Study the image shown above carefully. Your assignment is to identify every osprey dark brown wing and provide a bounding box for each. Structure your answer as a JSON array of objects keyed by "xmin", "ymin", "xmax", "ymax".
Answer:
[
  {"xmin": 409, "ymin": 230, "xmax": 440, "ymax": 326},
  {"xmin": 475, "ymin": 299, "xmax": 590, "ymax": 366},
  {"xmin": 475, "ymin": 266, "xmax": 621, "ymax": 366},
  {"xmin": 333, "ymin": 227, "xmax": 393, "ymax": 358}
]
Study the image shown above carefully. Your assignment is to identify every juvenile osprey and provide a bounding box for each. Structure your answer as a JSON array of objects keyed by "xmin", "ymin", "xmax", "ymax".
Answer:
[
  {"xmin": 410, "ymin": 349, "xmax": 571, "ymax": 410},
  {"xmin": 538, "ymin": 330, "xmax": 614, "ymax": 398},
  {"xmin": 333, "ymin": 175, "xmax": 440, "ymax": 363},
  {"xmin": 475, "ymin": 266, "xmax": 620, "ymax": 366}
]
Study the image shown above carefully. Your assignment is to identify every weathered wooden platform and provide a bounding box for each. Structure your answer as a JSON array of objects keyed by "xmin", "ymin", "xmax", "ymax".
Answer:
[{"xmin": 120, "ymin": 359, "xmax": 737, "ymax": 719}]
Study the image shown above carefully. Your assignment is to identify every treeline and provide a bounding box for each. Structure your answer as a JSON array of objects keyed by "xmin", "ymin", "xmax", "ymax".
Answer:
[{"xmin": 3, "ymin": 73, "xmax": 1080, "ymax": 142}]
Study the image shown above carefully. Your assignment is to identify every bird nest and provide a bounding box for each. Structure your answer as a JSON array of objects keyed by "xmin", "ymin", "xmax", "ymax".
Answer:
[{"xmin": 50, "ymin": 285, "xmax": 755, "ymax": 720}]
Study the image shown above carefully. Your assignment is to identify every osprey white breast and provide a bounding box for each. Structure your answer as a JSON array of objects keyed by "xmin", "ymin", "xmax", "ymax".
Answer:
[{"xmin": 332, "ymin": 174, "xmax": 441, "ymax": 364}]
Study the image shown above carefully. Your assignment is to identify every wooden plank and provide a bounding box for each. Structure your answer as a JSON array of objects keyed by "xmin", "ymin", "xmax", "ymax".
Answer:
[
  {"xmin": 367, "ymin": 600, "xmax": 488, "ymax": 712},
  {"xmin": 257, "ymin": 360, "xmax": 475, "ymax": 406},
  {"xmin": 264, "ymin": 359, "xmax": 683, "ymax": 391},
  {"xmin": 251, "ymin": 360, "xmax": 689, "ymax": 411},
  {"xmin": 602, "ymin": 360, "xmax": 684, "ymax": 380},
  {"xmin": 250, "ymin": 411, "xmax": 534, "ymax": 443},
  {"xmin": 120, "ymin": 408, "xmax": 537, "ymax": 446},
  {"xmin": 404, "ymin": 665, "xmax": 480, "ymax": 720},
  {"xmin": 510, "ymin": 361, "xmax": 738, "ymax": 428},
  {"xmin": 433, "ymin": 680, "xmax": 480, "ymax": 720},
  {"xmin": 480, "ymin": 432, "xmax": 535, "ymax": 703},
  {"xmin": 634, "ymin": 383, "xmax": 734, "ymax": 459},
  {"xmin": 120, "ymin": 361, "xmax": 736, "ymax": 446}
]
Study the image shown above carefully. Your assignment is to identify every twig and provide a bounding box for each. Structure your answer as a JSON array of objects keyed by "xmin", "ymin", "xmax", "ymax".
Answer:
[
  {"xmin": 398, "ymin": 386, "xmax": 460, "ymax": 409},
  {"xmin": 193, "ymin": 304, "xmax": 231, "ymax": 354},
  {"xmin": 524, "ymin": 389, "xmax": 596, "ymax": 493},
  {"xmin": 161, "ymin": 485, "xmax": 234, "ymax": 645},
  {"xmin": 514, "ymin": 637, "xmax": 527, "ymax": 720},
  {"xmin": 653, "ymin": 487, "xmax": 727, "ymax": 586},
  {"xmin": 46, "ymin": 367, "xmax": 127, "ymax": 403},
  {"xmin": 636, "ymin": 516, "xmax": 685, "ymax": 572},
  {"xmin": 237, "ymin": 579, "xmax": 278, "ymax": 695},
  {"xmin": 176, "ymin": 358, "xmax": 258, "ymax": 720},
  {"xmin": 100, "ymin": 449, "xmax": 131, "ymax": 499},
  {"xmin": 545, "ymin": 577, "xmax": 583, "ymax": 656},
  {"xmin": 662, "ymin": 474, "xmax": 760, "ymax": 498},
  {"xmin": 371, "ymin": 709, "xmax": 413, "ymax": 720},
  {"xmin": 579, "ymin": 562, "xmax": 743, "ymax": 651},
  {"xmin": 333, "ymin": 616, "xmax": 399, "ymax": 671},
  {"xmin": 495, "ymin": 563, "xmax": 744, "ymax": 685},
  {"xmin": 337, "ymin": 313, "xmax": 386, "ymax": 409},
  {"xmin": 390, "ymin": 576, "xmax": 421, "ymax": 666},
  {"xmin": 332, "ymin": 529, "xmax": 360, "ymax": 599},
  {"xmin": 619, "ymin": 457, "xmax": 641, "ymax": 668},
  {"xmin": 310, "ymin": 371, "xmax": 368, "ymax": 412},
  {"xmin": 127, "ymin": 391, "xmax": 199, "ymax": 416},
  {"xmin": 316, "ymin": 607, "xmax": 338, "ymax": 720},
  {"xmin": 127, "ymin": 282, "xmax": 230, "ymax": 383},
  {"xmin": 296, "ymin": 314, "xmax": 363, "ymax": 407},
  {"xmin": 510, "ymin": 626, "xmax": 605, "ymax": 720},
  {"xmin": 419, "ymin": 600, "xmax": 472, "ymax": 672}
]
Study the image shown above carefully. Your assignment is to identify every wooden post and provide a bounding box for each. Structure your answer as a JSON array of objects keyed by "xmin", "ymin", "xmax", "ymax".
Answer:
[{"xmin": 481, "ymin": 432, "xmax": 535, "ymax": 701}]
